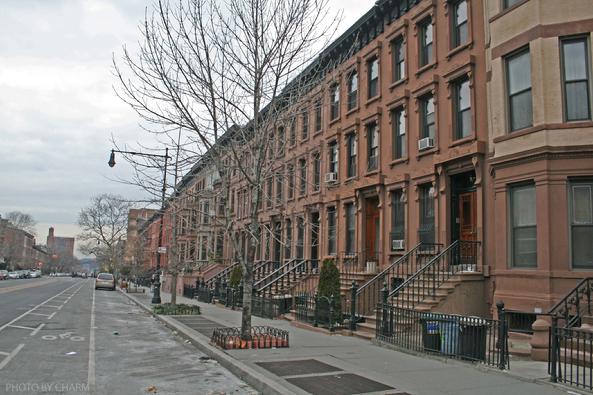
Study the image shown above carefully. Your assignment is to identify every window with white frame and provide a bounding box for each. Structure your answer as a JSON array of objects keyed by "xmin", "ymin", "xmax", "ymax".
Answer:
[
  {"xmin": 509, "ymin": 183, "xmax": 537, "ymax": 268},
  {"xmin": 562, "ymin": 37, "xmax": 591, "ymax": 122},
  {"xmin": 506, "ymin": 48, "xmax": 532, "ymax": 132},
  {"xmin": 570, "ymin": 180, "xmax": 593, "ymax": 268}
]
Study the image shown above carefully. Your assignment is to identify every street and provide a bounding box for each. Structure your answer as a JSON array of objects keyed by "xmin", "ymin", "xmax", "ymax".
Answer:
[{"xmin": 0, "ymin": 278, "xmax": 255, "ymax": 395}]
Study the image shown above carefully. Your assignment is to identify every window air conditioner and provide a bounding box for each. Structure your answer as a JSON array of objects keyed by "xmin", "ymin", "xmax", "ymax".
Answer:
[
  {"xmin": 392, "ymin": 239, "xmax": 405, "ymax": 251},
  {"xmin": 418, "ymin": 137, "xmax": 435, "ymax": 151}
]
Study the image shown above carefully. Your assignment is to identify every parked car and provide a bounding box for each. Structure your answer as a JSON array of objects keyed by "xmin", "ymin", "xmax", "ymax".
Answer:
[
  {"xmin": 95, "ymin": 273, "xmax": 116, "ymax": 291},
  {"xmin": 8, "ymin": 272, "xmax": 19, "ymax": 279},
  {"xmin": 30, "ymin": 270, "xmax": 41, "ymax": 278},
  {"xmin": 0, "ymin": 270, "xmax": 8, "ymax": 280}
]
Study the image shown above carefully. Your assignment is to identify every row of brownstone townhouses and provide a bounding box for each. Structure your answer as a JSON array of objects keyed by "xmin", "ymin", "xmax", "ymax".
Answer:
[{"xmin": 133, "ymin": 0, "xmax": 593, "ymax": 352}]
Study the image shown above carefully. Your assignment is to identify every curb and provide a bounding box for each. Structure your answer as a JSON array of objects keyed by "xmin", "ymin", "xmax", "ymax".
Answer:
[{"xmin": 119, "ymin": 290, "xmax": 294, "ymax": 395}]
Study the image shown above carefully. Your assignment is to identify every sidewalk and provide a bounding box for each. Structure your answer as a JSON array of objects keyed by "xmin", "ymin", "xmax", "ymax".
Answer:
[{"xmin": 123, "ymin": 288, "xmax": 575, "ymax": 395}]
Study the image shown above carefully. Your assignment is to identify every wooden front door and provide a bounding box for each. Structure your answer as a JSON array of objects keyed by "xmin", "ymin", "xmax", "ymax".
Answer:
[
  {"xmin": 365, "ymin": 199, "xmax": 380, "ymax": 261},
  {"xmin": 458, "ymin": 191, "xmax": 477, "ymax": 241}
]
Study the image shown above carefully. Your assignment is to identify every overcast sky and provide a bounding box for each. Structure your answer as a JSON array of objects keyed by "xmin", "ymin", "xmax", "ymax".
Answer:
[{"xmin": 0, "ymin": 0, "xmax": 371, "ymax": 254}]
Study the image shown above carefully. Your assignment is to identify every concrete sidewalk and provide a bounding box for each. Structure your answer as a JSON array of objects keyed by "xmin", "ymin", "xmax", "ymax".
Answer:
[{"xmin": 123, "ymin": 288, "xmax": 576, "ymax": 395}]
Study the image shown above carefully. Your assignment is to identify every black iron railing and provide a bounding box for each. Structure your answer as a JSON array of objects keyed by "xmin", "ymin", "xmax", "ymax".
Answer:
[
  {"xmin": 205, "ymin": 260, "xmax": 239, "ymax": 289},
  {"xmin": 182, "ymin": 284, "xmax": 195, "ymax": 299},
  {"xmin": 294, "ymin": 292, "xmax": 343, "ymax": 331},
  {"xmin": 388, "ymin": 240, "xmax": 480, "ymax": 309},
  {"xmin": 375, "ymin": 301, "xmax": 509, "ymax": 369},
  {"xmin": 505, "ymin": 310, "xmax": 537, "ymax": 334},
  {"xmin": 352, "ymin": 243, "xmax": 441, "ymax": 320},
  {"xmin": 252, "ymin": 295, "xmax": 292, "ymax": 319},
  {"xmin": 255, "ymin": 259, "xmax": 314, "ymax": 297},
  {"xmin": 550, "ymin": 316, "xmax": 593, "ymax": 390},
  {"xmin": 549, "ymin": 278, "xmax": 593, "ymax": 329}
]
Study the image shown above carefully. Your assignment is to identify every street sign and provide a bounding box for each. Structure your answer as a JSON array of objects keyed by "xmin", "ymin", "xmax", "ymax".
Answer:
[{"xmin": 157, "ymin": 247, "xmax": 167, "ymax": 254}]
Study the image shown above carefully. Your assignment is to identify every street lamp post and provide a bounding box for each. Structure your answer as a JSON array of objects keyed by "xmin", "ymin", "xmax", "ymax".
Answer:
[{"xmin": 108, "ymin": 148, "xmax": 170, "ymax": 304}]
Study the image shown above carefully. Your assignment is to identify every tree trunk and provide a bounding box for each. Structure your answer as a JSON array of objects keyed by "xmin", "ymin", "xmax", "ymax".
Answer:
[
  {"xmin": 241, "ymin": 236, "xmax": 256, "ymax": 340},
  {"xmin": 171, "ymin": 272, "xmax": 178, "ymax": 305}
]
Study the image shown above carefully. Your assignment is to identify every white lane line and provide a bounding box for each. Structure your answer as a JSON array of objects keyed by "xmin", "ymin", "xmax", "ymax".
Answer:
[
  {"xmin": 0, "ymin": 344, "xmax": 24, "ymax": 370},
  {"xmin": 7, "ymin": 325, "xmax": 37, "ymax": 331},
  {"xmin": 0, "ymin": 282, "xmax": 79, "ymax": 334},
  {"xmin": 47, "ymin": 312, "xmax": 56, "ymax": 320},
  {"xmin": 42, "ymin": 305, "xmax": 63, "ymax": 309},
  {"xmin": 30, "ymin": 323, "xmax": 45, "ymax": 337},
  {"xmin": 87, "ymin": 286, "xmax": 96, "ymax": 395},
  {"xmin": 29, "ymin": 312, "xmax": 51, "ymax": 317}
]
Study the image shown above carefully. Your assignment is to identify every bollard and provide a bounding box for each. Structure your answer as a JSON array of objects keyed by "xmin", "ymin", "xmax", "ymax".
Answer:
[
  {"xmin": 350, "ymin": 281, "xmax": 358, "ymax": 331},
  {"xmin": 496, "ymin": 301, "xmax": 507, "ymax": 370}
]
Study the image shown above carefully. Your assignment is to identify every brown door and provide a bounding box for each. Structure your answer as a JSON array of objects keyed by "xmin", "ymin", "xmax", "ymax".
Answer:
[
  {"xmin": 365, "ymin": 199, "xmax": 380, "ymax": 261},
  {"xmin": 459, "ymin": 191, "xmax": 477, "ymax": 241}
]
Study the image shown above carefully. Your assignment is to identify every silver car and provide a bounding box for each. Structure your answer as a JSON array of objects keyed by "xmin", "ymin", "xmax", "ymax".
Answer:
[{"xmin": 95, "ymin": 273, "xmax": 116, "ymax": 291}]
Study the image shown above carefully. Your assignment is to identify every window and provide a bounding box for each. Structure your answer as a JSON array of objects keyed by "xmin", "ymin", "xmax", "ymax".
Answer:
[
  {"xmin": 454, "ymin": 78, "xmax": 471, "ymax": 139},
  {"xmin": 285, "ymin": 219, "xmax": 292, "ymax": 259},
  {"xmin": 368, "ymin": 57, "xmax": 379, "ymax": 99},
  {"xmin": 570, "ymin": 181, "xmax": 593, "ymax": 268},
  {"xmin": 277, "ymin": 127, "xmax": 285, "ymax": 156},
  {"xmin": 391, "ymin": 107, "xmax": 406, "ymax": 159},
  {"xmin": 503, "ymin": 0, "xmax": 523, "ymax": 9},
  {"xmin": 201, "ymin": 201, "xmax": 210, "ymax": 224},
  {"xmin": 215, "ymin": 232, "xmax": 223, "ymax": 258},
  {"xmin": 562, "ymin": 38, "xmax": 591, "ymax": 121},
  {"xmin": 419, "ymin": 184, "xmax": 435, "ymax": 244},
  {"xmin": 289, "ymin": 117, "xmax": 296, "ymax": 146},
  {"xmin": 451, "ymin": 0, "xmax": 468, "ymax": 48},
  {"xmin": 199, "ymin": 235, "xmax": 209, "ymax": 261},
  {"xmin": 315, "ymin": 99, "xmax": 323, "ymax": 132},
  {"xmin": 346, "ymin": 133, "xmax": 357, "ymax": 178},
  {"xmin": 367, "ymin": 122, "xmax": 378, "ymax": 171},
  {"xmin": 287, "ymin": 165, "xmax": 295, "ymax": 199},
  {"xmin": 299, "ymin": 158, "xmax": 307, "ymax": 195},
  {"xmin": 419, "ymin": 18, "xmax": 433, "ymax": 67},
  {"xmin": 330, "ymin": 83, "xmax": 340, "ymax": 120},
  {"xmin": 301, "ymin": 109, "xmax": 309, "ymax": 140},
  {"xmin": 275, "ymin": 172, "xmax": 283, "ymax": 205},
  {"xmin": 266, "ymin": 178, "xmax": 273, "ymax": 208},
  {"xmin": 510, "ymin": 183, "xmax": 537, "ymax": 267},
  {"xmin": 345, "ymin": 203, "xmax": 356, "ymax": 254},
  {"xmin": 328, "ymin": 142, "xmax": 338, "ymax": 174},
  {"xmin": 506, "ymin": 48, "xmax": 532, "ymax": 131},
  {"xmin": 420, "ymin": 95, "xmax": 436, "ymax": 139},
  {"xmin": 347, "ymin": 71, "xmax": 358, "ymax": 110},
  {"xmin": 391, "ymin": 190, "xmax": 405, "ymax": 249},
  {"xmin": 392, "ymin": 37, "xmax": 405, "ymax": 82},
  {"xmin": 313, "ymin": 153, "xmax": 321, "ymax": 192},
  {"xmin": 327, "ymin": 206, "xmax": 336, "ymax": 255},
  {"xmin": 296, "ymin": 217, "xmax": 304, "ymax": 259}
]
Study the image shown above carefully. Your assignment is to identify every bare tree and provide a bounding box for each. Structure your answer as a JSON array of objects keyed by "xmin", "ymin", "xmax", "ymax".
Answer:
[
  {"xmin": 78, "ymin": 194, "xmax": 133, "ymax": 273},
  {"xmin": 4, "ymin": 211, "xmax": 37, "ymax": 235},
  {"xmin": 114, "ymin": 0, "xmax": 339, "ymax": 338}
]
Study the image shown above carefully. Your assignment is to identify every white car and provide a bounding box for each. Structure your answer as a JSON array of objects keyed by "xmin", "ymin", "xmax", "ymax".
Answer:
[
  {"xmin": 7, "ymin": 272, "xmax": 19, "ymax": 279},
  {"xmin": 30, "ymin": 271, "xmax": 41, "ymax": 278}
]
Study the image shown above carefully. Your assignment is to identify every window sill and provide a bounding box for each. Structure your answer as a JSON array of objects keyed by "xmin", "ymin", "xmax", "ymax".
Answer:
[
  {"xmin": 416, "ymin": 146, "xmax": 439, "ymax": 159},
  {"xmin": 489, "ymin": 0, "xmax": 530, "ymax": 23},
  {"xmin": 325, "ymin": 181, "xmax": 340, "ymax": 189},
  {"xmin": 449, "ymin": 135, "xmax": 475, "ymax": 148},
  {"xmin": 365, "ymin": 169, "xmax": 379, "ymax": 177},
  {"xmin": 366, "ymin": 95, "xmax": 381, "ymax": 107},
  {"xmin": 311, "ymin": 190, "xmax": 321, "ymax": 196},
  {"xmin": 346, "ymin": 106, "xmax": 359, "ymax": 116},
  {"xmin": 416, "ymin": 61, "xmax": 437, "ymax": 77},
  {"xmin": 313, "ymin": 129, "xmax": 323, "ymax": 137},
  {"xmin": 297, "ymin": 193, "xmax": 307, "ymax": 200},
  {"xmin": 446, "ymin": 42, "xmax": 473, "ymax": 60},
  {"xmin": 389, "ymin": 78, "xmax": 407, "ymax": 91},
  {"xmin": 344, "ymin": 176, "xmax": 359, "ymax": 184},
  {"xmin": 493, "ymin": 124, "xmax": 543, "ymax": 143},
  {"xmin": 329, "ymin": 117, "xmax": 340, "ymax": 127},
  {"xmin": 389, "ymin": 157, "xmax": 409, "ymax": 167},
  {"xmin": 301, "ymin": 136, "xmax": 310, "ymax": 143}
]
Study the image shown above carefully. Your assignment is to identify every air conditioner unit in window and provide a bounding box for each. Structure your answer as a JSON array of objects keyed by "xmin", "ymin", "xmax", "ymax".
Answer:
[
  {"xmin": 392, "ymin": 239, "xmax": 405, "ymax": 251},
  {"xmin": 418, "ymin": 137, "xmax": 435, "ymax": 151},
  {"xmin": 324, "ymin": 172, "xmax": 338, "ymax": 184}
]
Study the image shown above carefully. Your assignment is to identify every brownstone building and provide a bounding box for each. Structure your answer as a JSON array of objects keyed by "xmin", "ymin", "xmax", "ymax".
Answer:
[{"xmin": 154, "ymin": 0, "xmax": 593, "ymax": 341}]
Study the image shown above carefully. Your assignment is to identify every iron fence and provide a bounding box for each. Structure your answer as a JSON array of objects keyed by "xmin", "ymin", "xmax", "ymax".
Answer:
[
  {"xmin": 294, "ymin": 292, "xmax": 343, "ymax": 331},
  {"xmin": 252, "ymin": 295, "xmax": 292, "ymax": 319},
  {"xmin": 182, "ymin": 285, "xmax": 195, "ymax": 299},
  {"xmin": 505, "ymin": 310, "xmax": 537, "ymax": 335},
  {"xmin": 550, "ymin": 316, "xmax": 593, "ymax": 390},
  {"xmin": 195, "ymin": 284, "xmax": 213, "ymax": 303},
  {"xmin": 211, "ymin": 326, "xmax": 289, "ymax": 350},
  {"xmin": 375, "ymin": 303, "xmax": 509, "ymax": 369}
]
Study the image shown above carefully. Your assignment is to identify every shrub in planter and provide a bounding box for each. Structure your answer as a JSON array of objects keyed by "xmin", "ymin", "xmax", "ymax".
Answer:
[{"xmin": 153, "ymin": 303, "xmax": 201, "ymax": 315}]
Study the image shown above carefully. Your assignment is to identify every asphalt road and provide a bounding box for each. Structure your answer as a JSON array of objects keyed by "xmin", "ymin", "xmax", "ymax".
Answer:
[{"xmin": 0, "ymin": 278, "xmax": 255, "ymax": 395}]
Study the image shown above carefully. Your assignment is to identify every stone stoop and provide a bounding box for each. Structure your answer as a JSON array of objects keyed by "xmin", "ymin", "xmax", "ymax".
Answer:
[
  {"xmin": 509, "ymin": 332, "xmax": 532, "ymax": 357},
  {"xmin": 339, "ymin": 272, "xmax": 377, "ymax": 296}
]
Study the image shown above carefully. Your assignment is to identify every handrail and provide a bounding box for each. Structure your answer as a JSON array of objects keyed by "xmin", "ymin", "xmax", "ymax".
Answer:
[
  {"xmin": 352, "ymin": 242, "xmax": 441, "ymax": 318},
  {"xmin": 256, "ymin": 259, "xmax": 309, "ymax": 295},
  {"xmin": 254, "ymin": 258, "xmax": 299, "ymax": 290},
  {"xmin": 205, "ymin": 260, "xmax": 239, "ymax": 287},
  {"xmin": 388, "ymin": 240, "xmax": 481, "ymax": 309},
  {"xmin": 548, "ymin": 277, "xmax": 593, "ymax": 328}
]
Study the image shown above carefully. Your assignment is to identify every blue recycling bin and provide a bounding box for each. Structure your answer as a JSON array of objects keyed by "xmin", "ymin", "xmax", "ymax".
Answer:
[
  {"xmin": 420, "ymin": 314, "xmax": 441, "ymax": 352},
  {"xmin": 440, "ymin": 319, "xmax": 460, "ymax": 355}
]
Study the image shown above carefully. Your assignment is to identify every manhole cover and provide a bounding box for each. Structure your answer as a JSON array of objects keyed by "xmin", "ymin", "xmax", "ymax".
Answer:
[
  {"xmin": 256, "ymin": 359, "xmax": 342, "ymax": 377},
  {"xmin": 286, "ymin": 373, "xmax": 394, "ymax": 395}
]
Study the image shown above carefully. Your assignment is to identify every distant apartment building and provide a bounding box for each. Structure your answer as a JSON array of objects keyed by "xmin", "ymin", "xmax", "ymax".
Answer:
[
  {"xmin": 46, "ymin": 226, "xmax": 75, "ymax": 261},
  {"xmin": 0, "ymin": 221, "xmax": 48, "ymax": 269},
  {"xmin": 124, "ymin": 208, "xmax": 157, "ymax": 267}
]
